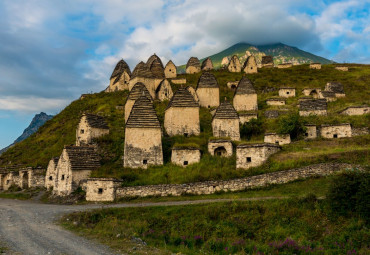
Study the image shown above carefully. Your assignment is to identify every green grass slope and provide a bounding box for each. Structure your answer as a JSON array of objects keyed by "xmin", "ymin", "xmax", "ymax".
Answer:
[{"xmin": 0, "ymin": 64, "xmax": 369, "ymax": 186}]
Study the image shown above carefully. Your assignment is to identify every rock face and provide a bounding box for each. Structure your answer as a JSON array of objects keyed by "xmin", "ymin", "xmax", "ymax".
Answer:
[
  {"xmin": 0, "ymin": 112, "xmax": 53, "ymax": 155},
  {"xmin": 196, "ymin": 72, "xmax": 220, "ymax": 108},
  {"xmin": 124, "ymin": 95, "xmax": 163, "ymax": 169}
]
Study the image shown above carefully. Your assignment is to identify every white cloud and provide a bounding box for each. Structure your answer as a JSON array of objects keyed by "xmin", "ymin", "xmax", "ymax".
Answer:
[{"xmin": 0, "ymin": 96, "xmax": 69, "ymax": 113}]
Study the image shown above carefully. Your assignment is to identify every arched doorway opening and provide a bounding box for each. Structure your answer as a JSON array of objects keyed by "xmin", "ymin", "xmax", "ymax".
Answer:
[
  {"xmin": 214, "ymin": 146, "xmax": 227, "ymax": 157},
  {"xmin": 310, "ymin": 90, "xmax": 318, "ymax": 98}
]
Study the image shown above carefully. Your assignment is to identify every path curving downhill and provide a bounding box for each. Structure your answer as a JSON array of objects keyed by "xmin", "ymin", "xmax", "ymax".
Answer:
[{"xmin": 0, "ymin": 197, "xmax": 283, "ymax": 255}]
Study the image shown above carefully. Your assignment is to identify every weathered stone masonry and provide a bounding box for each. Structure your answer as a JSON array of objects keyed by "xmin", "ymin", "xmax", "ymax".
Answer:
[{"xmin": 109, "ymin": 163, "xmax": 360, "ymax": 200}]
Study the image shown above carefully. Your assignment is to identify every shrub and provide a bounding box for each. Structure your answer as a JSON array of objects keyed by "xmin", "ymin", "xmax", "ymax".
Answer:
[
  {"xmin": 278, "ymin": 113, "xmax": 306, "ymax": 140},
  {"xmin": 240, "ymin": 118, "xmax": 264, "ymax": 140},
  {"xmin": 327, "ymin": 170, "xmax": 370, "ymax": 222}
]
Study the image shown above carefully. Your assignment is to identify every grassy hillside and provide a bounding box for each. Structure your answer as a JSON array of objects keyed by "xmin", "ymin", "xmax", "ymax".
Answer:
[
  {"xmin": 0, "ymin": 64, "xmax": 369, "ymax": 185},
  {"xmin": 178, "ymin": 42, "xmax": 333, "ymax": 72}
]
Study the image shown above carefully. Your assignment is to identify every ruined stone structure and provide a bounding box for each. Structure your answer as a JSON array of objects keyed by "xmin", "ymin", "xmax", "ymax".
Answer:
[
  {"xmin": 264, "ymin": 133, "xmax": 291, "ymax": 145},
  {"xmin": 325, "ymin": 82, "xmax": 345, "ymax": 98},
  {"xmin": 86, "ymin": 178, "xmax": 122, "ymax": 202},
  {"xmin": 45, "ymin": 157, "xmax": 59, "ymax": 190},
  {"xmin": 171, "ymin": 147, "xmax": 201, "ymax": 167},
  {"xmin": 227, "ymin": 81, "xmax": 239, "ymax": 90},
  {"xmin": 125, "ymin": 82, "xmax": 153, "ymax": 123},
  {"xmin": 320, "ymin": 91, "xmax": 337, "ymax": 102},
  {"xmin": 352, "ymin": 127, "xmax": 369, "ymax": 136},
  {"xmin": 164, "ymin": 60, "xmax": 177, "ymax": 79},
  {"xmin": 335, "ymin": 66, "xmax": 348, "ymax": 71},
  {"xmin": 261, "ymin": 56, "xmax": 274, "ymax": 68},
  {"xmin": 243, "ymin": 56, "xmax": 258, "ymax": 74},
  {"xmin": 304, "ymin": 124, "xmax": 317, "ymax": 139},
  {"xmin": 108, "ymin": 163, "xmax": 359, "ymax": 200},
  {"xmin": 266, "ymin": 98, "xmax": 286, "ymax": 106},
  {"xmin": 320, "ymin": 124, "xmax": 352, "ymax": 139},
  {"xmin": 155, "ymin": 79, "xmax": 173, "ymax": 101},
  {"xmin": 201, "ymin": 57, "xmax": 213, "ymax": 71},
  {"xmin": 76, "ymin": 114, "xmax": 109, "ymax": 146},
  {"xmin": 186, "ymin": 57, "xmax": 201, "ymax": 74},
  {"xmin": 309, "ymin": 63, "xmax": 321, "ymax": 69},
  {"xmin": 164, "ymin": 88, "xmax": 200, "ymax": 137},
  {"xmin": 233, "ymin": 77, "xmax": 258, "ymax": 112},
  {"xmin": 129, "ymin": 62, "xmax": 162, "ymax": 99},
  {"xmin": 124, "ymin": 96, "xmax": 163, "ymax": 168},
  {"xmin": 299, "ymin": 99, "xmax": 327, "ymax": 116},
  {"xmin": 0, "ymin": 167, "xmax": 45, "ymax": 191},
  {"xmin": 228, "ymin": 55, "xmax": 241, "ymax": 72},
  {"xmin": 302, "ymin": 88, "xmax": 321, "ymax": 98},
  {"xmin": 265, "ymin": 110, "xmax": 280, "ymax": 119},
  {"xmin": 196, "ymin": 72, "xmax": 220, "ymax": 108},
  {"xmin": 279, "ymin": 87, "xmax": 296, "ymax": 98},
  {"xmin": 212, "ymin": 100, "xmax": 240, "ymax": 141},
  {"xmin": 340, "ymin": 105, "xmax": 369, "ymax": 116},
  {"xmin": 53, "ymin": 146, "xmax": 100, "ymax": 196},
  {"xmin": 236, "ymin": 143, "xmax": 281, "ymax": 169},
  {"xmin": 239, "ymin": 112, "xmax": 258, "ymax": 124},
  {"xmin": 277, "ymin": 63, "xmax": 292, "ymax": 69},
  {"xmin": 107, "ymin": 59, "xmax": 131, "ymax": 92},
  {"xmin": 208, "ymin": 140, "xmax": 233, "ymax": 157}
]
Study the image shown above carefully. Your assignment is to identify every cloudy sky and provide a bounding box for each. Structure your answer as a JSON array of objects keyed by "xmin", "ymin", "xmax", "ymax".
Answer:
[{"xmin": 0, "ymin": 0, "xmax": 369, "ymax": 148}]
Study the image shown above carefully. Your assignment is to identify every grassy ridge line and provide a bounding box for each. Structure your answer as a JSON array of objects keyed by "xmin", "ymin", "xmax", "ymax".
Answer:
[{"xmin": 0, "ymin": 65, "xmax": 369, "ymax": 173}]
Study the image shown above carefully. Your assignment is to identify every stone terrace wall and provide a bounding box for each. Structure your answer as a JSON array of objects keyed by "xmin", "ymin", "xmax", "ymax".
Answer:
[{"xmin": 116, "ymin": 163, "xmax": 360, "ymax": 199}]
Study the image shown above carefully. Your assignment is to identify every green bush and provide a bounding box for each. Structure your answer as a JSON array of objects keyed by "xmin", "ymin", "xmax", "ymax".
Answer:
[
  {"xmin": 278, "ymin": 113, "xmax": 306, "ymax": 140},
  {"xmin": 240, "ymin": 118, "xmax": 264, "ymax": 140},
  {"xmin": 327, "ymin": 170, "xmax": 370, "ymax": 222}
]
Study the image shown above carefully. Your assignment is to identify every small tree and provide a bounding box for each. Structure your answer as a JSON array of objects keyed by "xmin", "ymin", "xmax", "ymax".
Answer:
[
  {"xmin": 278, "ymin": 113, "xmax": 306, "ymax": 140},
  {"xmin": 240, "ymin": 118, "xmax": 264, "ymax": 140}
]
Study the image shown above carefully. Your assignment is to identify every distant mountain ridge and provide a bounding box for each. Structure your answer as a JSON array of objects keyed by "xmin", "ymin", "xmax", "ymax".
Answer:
[
  {"xmin": 0, "ymin": 112, "xmax": 54, "ymax": 155},
  {"xmin": 178, "ymin": 42, "xmax": 333, "ymax": 71}
]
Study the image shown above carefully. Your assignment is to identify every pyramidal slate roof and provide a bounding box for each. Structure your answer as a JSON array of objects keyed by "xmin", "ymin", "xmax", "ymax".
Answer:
[
  {"xmin": 64, "ymin": 146, "xmax": 100, "ymax": 171},
  {"xmin": 165, "ymin": 60, "xmax": 176, "ymax": 68},
  {"xmin": 235, "ymin": 76, "xmax": 256, "ymax": 95},
  {"xmin": 147, "ymin": 54, "xmax": 164, "ymax": 68},
  {"xmin": 149, "ymin": 58, "xmax": 165, "ymax": 79},
  {"xmin": 213, "ymin": 100, "xmax": 239, "ymax": 120},
  {"xmin": 83, "ymin": 114, "xmax": 109, "ymax": 129},
  {"xmin": 299, "ymin": 99, "xmax": 327, "ymax": 110},
  {"xmin": 127, "ymin": 82, "xmax": 153, "ymax": 102},
  {"xmin": 110, "ymin": 59, "xmax": 131, "ymax": 84},
  {"xmin": 167, "ymin": 88, "xmax": 199, "ymax": 109},
  {"xmin": 186, "ymin": 57, "xmax": 200, "ymax": 68},
  {"xmin": 126, "ymin": 95, "xmax": 161, "ymax": 128},
  {"xmin": 52, "ymin": 157, "xmax": 59, "ymax": 166},
  {"xmin": 196, "ymin": 72, "xmax": 219, "ymax": 89},
  {"xmin": 132, "ymin": 61, "xmax": 155, "ymax": 79},
  {"xmin": 201, "ymin": 57, "xmax": 213, "ymax": 70}
]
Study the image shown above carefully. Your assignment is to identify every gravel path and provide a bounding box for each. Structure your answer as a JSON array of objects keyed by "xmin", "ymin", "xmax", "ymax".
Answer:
[{"xmin": 0, "ymin": 197, "xmax": 283, "ymax": 255}]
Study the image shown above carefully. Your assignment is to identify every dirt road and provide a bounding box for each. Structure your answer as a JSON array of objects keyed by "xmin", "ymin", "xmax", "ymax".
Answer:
[{"xmin": 0, "ymin": 197, "xmax": 282, "ymax": 255}]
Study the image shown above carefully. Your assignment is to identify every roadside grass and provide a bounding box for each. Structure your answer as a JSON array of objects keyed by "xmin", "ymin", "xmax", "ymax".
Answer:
[
  {"xmin": 0, "ymin": 192, "xmax": 32, "ymax": 200},
  {"xmin": 61, "ymin": 195, "xmax": 370, "ymax": 254}
]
